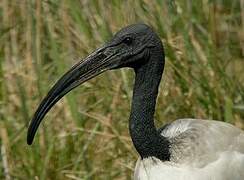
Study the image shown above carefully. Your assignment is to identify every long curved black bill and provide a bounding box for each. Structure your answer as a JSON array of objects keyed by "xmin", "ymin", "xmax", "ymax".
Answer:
[{"xmin": 27, "ymin": 46, "xmax": 117, "ymax": 145}]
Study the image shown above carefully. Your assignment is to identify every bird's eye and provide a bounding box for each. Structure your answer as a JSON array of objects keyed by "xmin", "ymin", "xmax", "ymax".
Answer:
[{"xmin": 123, "ymin": 37, "xmax": 133, "ymax": 45}]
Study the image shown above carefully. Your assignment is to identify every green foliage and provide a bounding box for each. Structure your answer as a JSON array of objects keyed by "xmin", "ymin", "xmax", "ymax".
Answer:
[{"xmin": 0, "ymin": 0, "xmax": 243, "ymax": 179}]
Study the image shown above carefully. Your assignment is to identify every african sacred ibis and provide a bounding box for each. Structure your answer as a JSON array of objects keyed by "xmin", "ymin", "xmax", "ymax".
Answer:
[{"xmin": 27, "ymin": 24, "xmax": 244, "ymax": 180}]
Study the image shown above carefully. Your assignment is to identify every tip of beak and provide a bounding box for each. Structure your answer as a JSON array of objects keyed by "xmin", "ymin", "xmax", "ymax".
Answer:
[
  {"xmin": 27, "ymin": 125, "xmax": 35, "ymax": 145},
  {"xmin": 27, "ymin": 134, "xmax": 33, "ymax": 145},
  {"xmin": 27, "ymin": 141, "xmax": 32, "ymax": 145}
]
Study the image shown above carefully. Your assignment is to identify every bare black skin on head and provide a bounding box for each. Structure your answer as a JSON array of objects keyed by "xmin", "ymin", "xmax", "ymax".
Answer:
[{"xmin": 27, "ymin": 24, "xmax": 170, "ymax": 161}]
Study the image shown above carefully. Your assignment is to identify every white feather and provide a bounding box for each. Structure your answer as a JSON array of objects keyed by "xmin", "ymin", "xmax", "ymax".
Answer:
[{"xmin": 134, "ymin": 119, "xmax": 244, "ymax": 180}]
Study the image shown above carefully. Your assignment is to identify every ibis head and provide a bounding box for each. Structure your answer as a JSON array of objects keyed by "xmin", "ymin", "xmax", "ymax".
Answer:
[{"xmin": 27, "ymin": 23, "xmax": 165, "ymax": 147}]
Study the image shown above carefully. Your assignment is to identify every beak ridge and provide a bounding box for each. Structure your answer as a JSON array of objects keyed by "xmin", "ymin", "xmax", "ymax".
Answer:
[{"xmin": 27, "ymin": 46, "xmax": 115, "ymax": 145}]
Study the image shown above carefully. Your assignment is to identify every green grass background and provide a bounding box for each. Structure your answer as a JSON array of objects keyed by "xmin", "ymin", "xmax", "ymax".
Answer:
[{"xmin": 0, "ymin": 0, "xmax": 243, "ymax": 179}]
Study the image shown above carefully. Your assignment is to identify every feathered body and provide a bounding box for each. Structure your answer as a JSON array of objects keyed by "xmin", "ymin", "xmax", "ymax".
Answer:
[{"xmin": 135, "ymin": 119, "xmax": 244, "ymax": 180}]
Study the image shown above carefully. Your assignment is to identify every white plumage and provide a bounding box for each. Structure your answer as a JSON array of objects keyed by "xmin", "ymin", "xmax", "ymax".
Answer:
[{"xmin": 135, "ymin": 119, "xmax": 244, "ymax": 180}]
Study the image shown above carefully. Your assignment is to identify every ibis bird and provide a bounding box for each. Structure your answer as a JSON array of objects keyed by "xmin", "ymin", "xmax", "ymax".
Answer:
[{"xmin": 27, "ymin": 24, "xmax": 244, "ymax": 180}]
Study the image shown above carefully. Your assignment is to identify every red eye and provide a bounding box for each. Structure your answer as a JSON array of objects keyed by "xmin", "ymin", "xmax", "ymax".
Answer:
[{"xmin": 123, "ymin": 37, "xmax": 133, "ymax": 45}]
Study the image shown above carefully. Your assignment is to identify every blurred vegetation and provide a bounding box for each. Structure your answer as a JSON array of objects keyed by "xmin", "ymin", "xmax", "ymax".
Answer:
[{"xmin": 0, "ymin": 0, "xmax": 243, "ymax": 179}]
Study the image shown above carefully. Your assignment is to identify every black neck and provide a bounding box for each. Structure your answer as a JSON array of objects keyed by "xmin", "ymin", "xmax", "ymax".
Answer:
[{"xmin": 129, "ymin": 47, "xmax": 170, "ymax": 161}]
